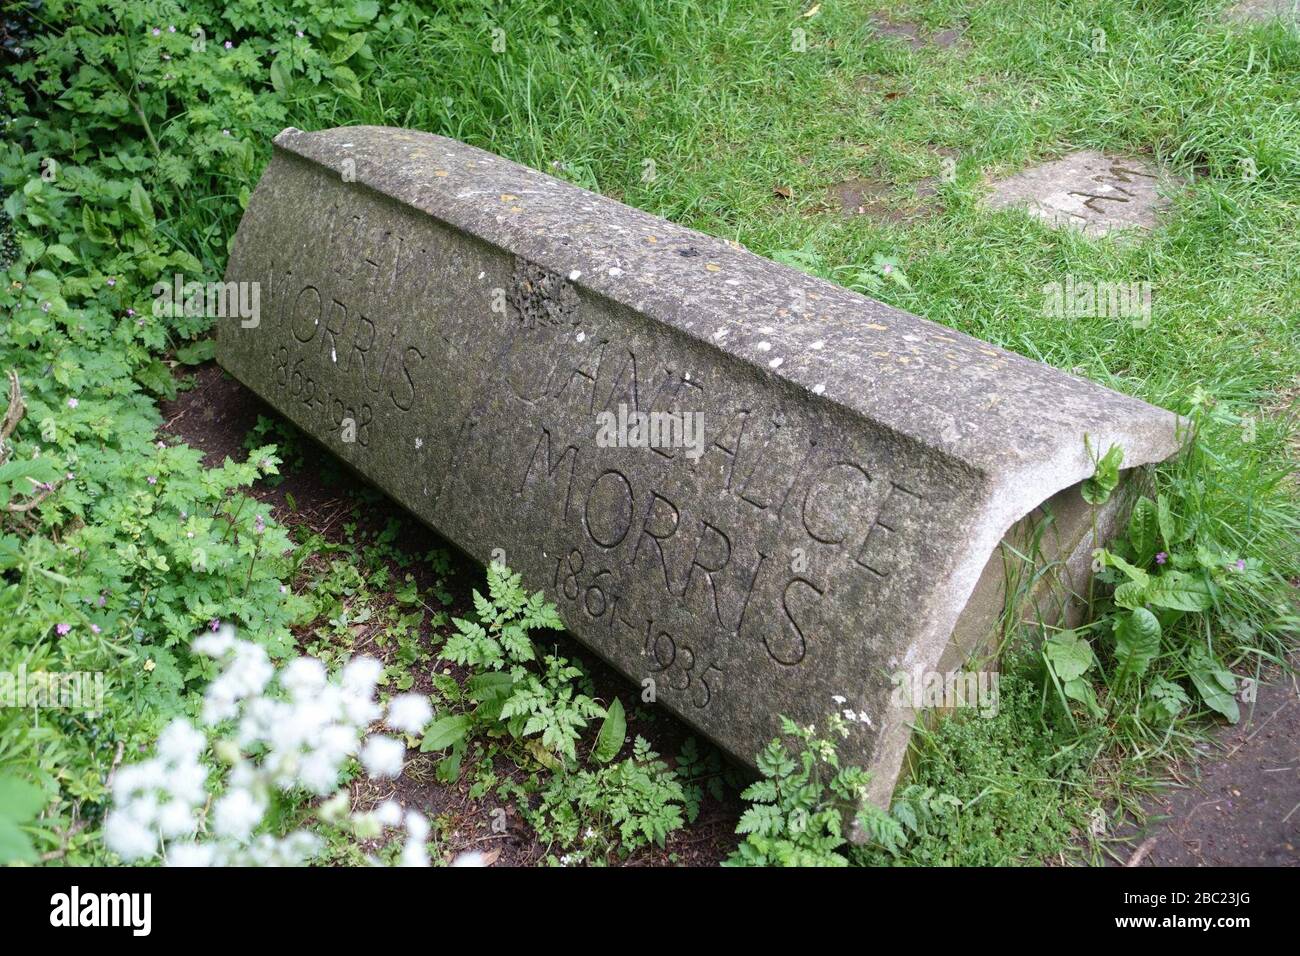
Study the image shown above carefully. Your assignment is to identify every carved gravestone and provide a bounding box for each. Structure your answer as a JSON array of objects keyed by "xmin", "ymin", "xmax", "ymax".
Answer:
[
  {"xmin": 219, "ymin": 126, "xmax": 1183, "ymax": 817},
  {"xmin": 984, "ymin": 151, "xmax": 1178, "ymax": 237}
]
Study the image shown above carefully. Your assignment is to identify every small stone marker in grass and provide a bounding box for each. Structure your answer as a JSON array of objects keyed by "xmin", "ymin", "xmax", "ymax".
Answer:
[
  {"xmin": 984, "ymin": 151, "xmax": 1179, "ymax": 238},
  {"xmin": 219, "ymin": 126, "xmax": 1183, "ymax": 823},
  {"xmin": 1226, "ymin": 0, "xmax": 1300, "ymax": 25}
]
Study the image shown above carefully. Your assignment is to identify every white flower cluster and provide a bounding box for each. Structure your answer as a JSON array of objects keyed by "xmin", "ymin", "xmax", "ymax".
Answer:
[
  {"xmin": 830, "ymin": 694, "xmax": 873, "ymax": 729},
  {"xmin": 105, "ymin": 624, "xmax": 436, "ymax": 866}
]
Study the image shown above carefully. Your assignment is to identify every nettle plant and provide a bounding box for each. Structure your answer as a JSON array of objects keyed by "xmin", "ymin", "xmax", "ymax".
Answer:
[{"xmin": 105, "ymin": 625, "xmax": 436, "ymax": 866}]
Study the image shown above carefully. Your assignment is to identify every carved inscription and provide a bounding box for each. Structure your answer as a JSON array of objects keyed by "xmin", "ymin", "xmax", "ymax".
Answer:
[{"xmin": 223, "ymin": 158, "xmax": 969, "ymax": 769}]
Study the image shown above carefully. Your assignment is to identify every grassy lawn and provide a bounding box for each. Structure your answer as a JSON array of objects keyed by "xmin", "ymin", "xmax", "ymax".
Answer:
[{"xmin": 1, "ymin": 0, "xmax": 1296, "ymax": 866}]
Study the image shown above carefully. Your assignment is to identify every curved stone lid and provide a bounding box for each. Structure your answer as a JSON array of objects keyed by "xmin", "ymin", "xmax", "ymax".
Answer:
[{"xmin": 272, "ymin": 126, "xmax": 1183, "ymax": 493}]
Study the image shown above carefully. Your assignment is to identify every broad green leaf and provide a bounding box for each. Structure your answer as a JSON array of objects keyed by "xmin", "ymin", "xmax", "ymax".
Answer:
[
  {"xmin": 1146, "ymin": 571, "xmax": 1213, "ymax": 612},
  {"xmin": 592, "ymin": 697, "xmax": 626, "ymax": 764},
  {"xmin": 0, "ymin": 775, "xmax": 46, "ymax": 820},
  {"xmin": 269, "ymin": 55, "xmax": 292, "ymax": 94},
  {"xmin": 1127, "ymin": 496, "xmax": 1158, "ymax": 566},
  {"xmin": 128, "ymin": 180, "xmax": 155, "ymax": 229},
  {"xmin": 1156, "ymin": 493, "xmax": 1181, "ymax": 547},
  {"xmin": 1082, "ymin": 444, "xmax": 1123, "ymax": 505},
  {"xmin": 1102, "ymin": 551, "xmax": 1150, "ymax": 587},
  {"xmin": 1062, "ymin": 676, "xmax": 1101, "ymax": 716},
  {"xmin": 330, "ymin": 33, "xmax": 368, "ymax": 64},
  {"xmin": 1112, "ymin": 580, "xmax": 1148, "ymax": 610},
  {"xmin": 45, "ymin": 243, "xmax": 77, "ymax": 264},
  {"xmin": 0, "ymin": 818, "xmax": 36, "ymax": 865},
  {"xmin": 1186, "ymin": 648, "xmax": 1239, "ymax": 724},
  {"xmin": 1044, "ymin": 631, "xmax": 1094, "ymax": 683},
  {"xmin": 1114, "ymin": 608, "xmax": 1161, "ymax": 683},
  {"xmin": 419, "ymin": 714, "xmax": 471, "ymax": 752}
]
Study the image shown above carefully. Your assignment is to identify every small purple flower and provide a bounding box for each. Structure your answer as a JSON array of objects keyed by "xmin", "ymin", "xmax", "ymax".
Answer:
[
  {"xmin": 152, "ymin": 27, "xmax": 162, "ymax": 37},
  {"xmin": 106, "ymin": 277, "xmax": 116, "ymax": 287},
  {"xmin": 1234, "ymin": 559, "xmax": 1246, "ymax": 571},
  {"xmin": 98, "ymin": 594, "xmax": 107, "ymax": 607},
  {"xmin": 65, "ymin": 472, "xmax": 74, "ymax": 481},
  {"xmin": 168, "ymin": 25, "xmax": 176, "ymax": 33},
  {"xmin": 280, "ymin": 585, "xmax": 288, "ymax": 594},
  {"xmin": 146, "ymin": 475, "xmax": 157, "ymax": 485},
  {"xmin": 56, "ymin": 623, "xmax": 71, "ymax": 636},
  {"xmin": 1155, "ymin": 552, "xmax": 1167, "ymax": 565},
  {"xmin": 209, "ymin": 618, "xmax": 221, "ymax": 631},
  {"xmin": 41, "ymin": 302, "xmax": 51, "ymax": 312},
  {"xmin": 253, "ymin": 513, "xmax": 266, "ymax": 534},
  {"xmin": 137, "ymin": 318, "xmax": 145, "ymax": 327},
  {"xmin": 127, "ymin": 308, "xmax": 136, "ymax": 316},
  {"xmin": 67, "ymin": 397, "xmax": 78, "ymax": 409},
  {"xmin": 296, "ymin": 30, "xmax": 304, "ymax": 38},
  {"xmin": 224, "ymin": 40, "xmax": 233, "ymax": 49},
  {"xmin": 91, "ymin": 624, "xmax": 102, "ymax": 634}
]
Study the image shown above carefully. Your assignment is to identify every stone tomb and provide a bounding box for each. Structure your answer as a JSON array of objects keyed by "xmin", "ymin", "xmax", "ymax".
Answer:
[{"xmin": 219, "ymin": 126, "xmax": 1182, "ymax": 817}]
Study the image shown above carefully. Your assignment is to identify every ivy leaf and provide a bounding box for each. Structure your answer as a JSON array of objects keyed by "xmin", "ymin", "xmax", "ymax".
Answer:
[{"xmin": 592, "ymin": 697, "xmax": 626, "ymax": 764}]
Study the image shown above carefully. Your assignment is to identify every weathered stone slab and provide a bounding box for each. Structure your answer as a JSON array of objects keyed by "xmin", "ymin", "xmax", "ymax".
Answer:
[
  {"xmin": 1226, "ymin": 0, "xmax": 1300, "ymax": 25},
  {"xmin": 218, "ymin": 126, "xmax": 1183, "ymax": 813},
  {"xmin": 984, "ymin": 151, "xmax": 1179, "ymax": 237}
]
